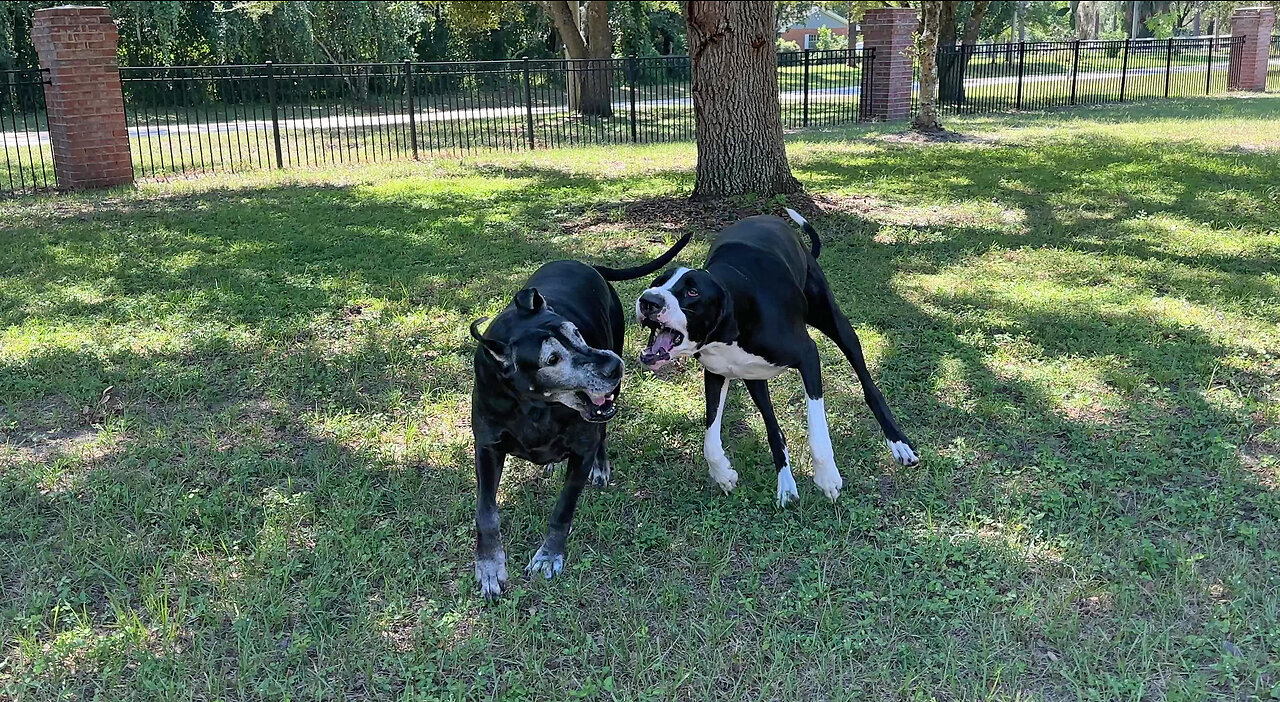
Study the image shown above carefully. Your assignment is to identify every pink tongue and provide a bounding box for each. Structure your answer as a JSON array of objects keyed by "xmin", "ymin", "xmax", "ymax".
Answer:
[
  {"xmin": 652, "ymin": 330, "xmax": 676, "ymax": 353},
  {"xmin": 590, "ymin": 395, "xmax": 608, "ymax": 406}
]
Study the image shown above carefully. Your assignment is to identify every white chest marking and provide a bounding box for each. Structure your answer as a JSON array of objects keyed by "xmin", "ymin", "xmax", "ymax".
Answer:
[{"xmin": 697, "ymin": 343, "xmax": 786, "ymax": 380}]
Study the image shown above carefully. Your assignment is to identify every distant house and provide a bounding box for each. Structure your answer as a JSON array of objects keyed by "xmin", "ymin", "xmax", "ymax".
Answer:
[{"xmin": 779, "ymin": 7, "xmax": 849, "ymax": 49}]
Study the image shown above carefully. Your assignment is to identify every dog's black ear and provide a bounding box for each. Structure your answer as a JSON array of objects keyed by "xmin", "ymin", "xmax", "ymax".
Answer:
[
  {"xmin": 470, "ymin": 317, "xmax": 506, "ymax": 362},
  {"xmin": 707, "ymin": 291, "xmax": 739, "ymax": 344},
  {"xmin": 514, "ymin": 288, "xmax": 546, "ymax": 314}
]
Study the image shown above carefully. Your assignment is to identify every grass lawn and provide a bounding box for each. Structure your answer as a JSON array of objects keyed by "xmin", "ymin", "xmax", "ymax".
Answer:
[{"xmin": 2, "ymin": 97, "xmax": 1279, "ymax": 700}]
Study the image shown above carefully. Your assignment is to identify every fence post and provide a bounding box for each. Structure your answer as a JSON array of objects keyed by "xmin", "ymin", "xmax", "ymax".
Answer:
[
  {"xmin": 857, "ymin": 47, "xmax": 875, "ymax": 121},
  {"xmin": 627, "ymin": 55, "xmax": 638, "ymax": 143},
  {"xmin": 30, "ymin": 6, "xmax": 133, "ymax": 189},
  {"xmin": 802, "ymin": 48, "xmax": 811, "ymax": 127},
  {"xmin": 1205, "ymin": 36, "xmax": 1214, "ymax": 95},
  {"xmin": 267, "ymin": 61, "xmax": 283, "ymax": 169},
  {"xmin": 1015, "ymin": 41, "xmax": 1025, "ymax": 109},
  {"xmin": 1119, "ymin": 39, "xmax": 1130, "ymax": 102},
  {"xmin": 522, "ymin": 56, "xmax": 535, "ymax": 150},
  {"xmin": 404, "ymin": 60, "xmax": 419, "ymax": 160},
  {"xmin": 1164, "ymin": 37, "xmax": 1174, "ymax": 98},
  {"xmin": 1070, "ymin": 40, "xmax": 1080, "ymax": 105},
  {"xmin": 1226, "ymin": 6, "xmax": 1275, "ymax": 91}
]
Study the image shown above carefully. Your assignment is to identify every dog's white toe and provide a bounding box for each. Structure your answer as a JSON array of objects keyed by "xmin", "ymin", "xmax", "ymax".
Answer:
[
  {"xmin": 475, "ymin": 551, "xmax": 508, "ymax": 600},
  {"xmin": 525, "ymin": 547, "xmax": 564, "ymax": 580},
  {"xmin": 776, "ymin": 466, "xmax": 800, "ymax": 507},
  {"xmin": 888, "ymin": 440, "xmax": 919, "ymax": 467}
]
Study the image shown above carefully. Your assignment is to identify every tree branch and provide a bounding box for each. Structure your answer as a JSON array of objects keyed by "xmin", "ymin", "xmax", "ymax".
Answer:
[{"xmin": 542, "ymin": 0, "xmax": 588, "ymax": 59}]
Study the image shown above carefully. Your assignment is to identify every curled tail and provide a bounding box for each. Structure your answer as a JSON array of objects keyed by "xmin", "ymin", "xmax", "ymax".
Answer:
[
  {"xmin": 785, "ymin": 207, "xmax": 822, "ymax": 259},
  {"xmin": 593, "ymin": 230, "xmax": 694, "ymax": 282}
]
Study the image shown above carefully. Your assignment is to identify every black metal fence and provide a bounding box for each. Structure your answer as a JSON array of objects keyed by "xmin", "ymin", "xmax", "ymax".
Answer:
[
  {"xmin": 1269, "ymin": 35, "xmax": 1279, "ymax": 92},
  {"xmin": 119, "ymin": 50, "xmax": 872, "ymax": 179},
  {"xmin": 1, "ymin": 68, "xmax": 52, "ymax": 194},
  {"xmin": 924, "ymin": 36, "xmax": 1244, "ymax": 114}
]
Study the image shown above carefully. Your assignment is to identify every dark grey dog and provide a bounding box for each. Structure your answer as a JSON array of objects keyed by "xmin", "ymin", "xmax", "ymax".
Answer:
[{"xmin": 469, "ymin": 232, "xmax": 691, "ymax": 599}]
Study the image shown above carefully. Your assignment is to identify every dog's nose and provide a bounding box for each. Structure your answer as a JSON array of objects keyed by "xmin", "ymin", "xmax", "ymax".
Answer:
[
  {"xmin": 601, "ymin": 355, "xmax": 623, "ymax": 382},
  {"xmin": 638, "ymin": 293, "xmax": 664, "ymax": 317}
]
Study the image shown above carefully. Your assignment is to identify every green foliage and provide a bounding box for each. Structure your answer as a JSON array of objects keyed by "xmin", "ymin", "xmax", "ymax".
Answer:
[
  {"xmin": 814, "ymin": 26, "xmax": 847, "ymax": 50},
  {"xmin": 777, "ymin": 37, "xmax": 801, "ymax": 53},
  {"xmin": 1145, "ymin": 11, "xmax": 1178, "ymax": 39}
]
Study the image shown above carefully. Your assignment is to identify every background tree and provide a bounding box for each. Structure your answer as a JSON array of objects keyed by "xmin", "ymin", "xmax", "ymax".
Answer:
[
  {"xmin": 938, "ymin": 0, "xmax": 991, "ymax": 106},
  {"xmin": 542, "ymin": 1, "xmax": 612, "ymax": 116},
  {"xmin": 685, "ymin": 0, "xmax": 800, "ymax": 198},
  {"xmin": 912, "ymin": 0, "xmax": 943, "ymax": 132}
]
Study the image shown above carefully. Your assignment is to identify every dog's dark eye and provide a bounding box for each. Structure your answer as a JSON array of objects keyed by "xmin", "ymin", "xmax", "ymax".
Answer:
[
  {"xmin": 686, "ymin": 288, "xmax": 699, "ymax": 298},
  {"xmin": 546, "ymin": 352, "xmax": 561, "ymax": 365}
]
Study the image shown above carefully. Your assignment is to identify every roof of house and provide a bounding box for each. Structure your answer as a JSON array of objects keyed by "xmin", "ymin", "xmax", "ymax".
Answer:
[{"xmin": 786, "ymin": 7, "xmax": 848, "ymax": 31}]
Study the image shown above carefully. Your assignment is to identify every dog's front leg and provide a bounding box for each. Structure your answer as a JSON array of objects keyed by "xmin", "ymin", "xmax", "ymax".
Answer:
[
  {"xmin": 704, "ymin": 371, "xmax": 738, "ymax": 493},
  {"xmin": 474, "ymin": 444, "xmax": 508, "ymax": 599},
  {"xmin": 526, "ymin": 446, "xmax": 594, "ymax": 579}
]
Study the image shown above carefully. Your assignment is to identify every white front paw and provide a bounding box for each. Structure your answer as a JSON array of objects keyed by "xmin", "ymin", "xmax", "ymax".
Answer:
[
  {"xmin": 813, "ymin": 461, "xmax": 843, "ymax": 501},
  {"xmin": 888, "ymin": 440, "xmax": 920, "ymax": 467}
]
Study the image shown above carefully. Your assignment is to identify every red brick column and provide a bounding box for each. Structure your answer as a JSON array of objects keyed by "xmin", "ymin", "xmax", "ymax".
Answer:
[
  {"xmin": 31, "ymin": 6, "xmax": 133, "ymax": 190},
  {"xmin": 861, "ymin": 8, "xmax": 918, "ymax": 121},
  {"xmin": 1228, "ymin": 6, "xmax": 1276, "ymax": 92}
]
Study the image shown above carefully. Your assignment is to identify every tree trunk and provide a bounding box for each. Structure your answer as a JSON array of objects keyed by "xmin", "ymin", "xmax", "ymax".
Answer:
[
  {"xmin": 685, "ymin": 0, "xmax": 800, "ymax": 198},
  {"xmin": 543, "ymin": 0, "xmax": 613, "ymax": 117},
  {"xmin": 1075, "ymin": 1, "xmax": 1100, "ymax": 39},
  {"xmin": 935, "ymin": 2, "xmax": 959, "ymax": 105},
  {"xmin": 940, "ymin": 0, "xmax": 990, "ymax": 107},
  {"xmin": 913, "ymin": 1, "xmax": 943, "ymax": 132}
]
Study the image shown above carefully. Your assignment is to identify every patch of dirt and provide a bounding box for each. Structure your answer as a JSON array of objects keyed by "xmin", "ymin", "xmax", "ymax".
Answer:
[{"xmin": 879, "ymin": 129, "xmax": 993, "ymax": 145}]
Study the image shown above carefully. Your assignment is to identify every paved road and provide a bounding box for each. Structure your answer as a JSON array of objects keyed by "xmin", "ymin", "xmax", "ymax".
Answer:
[{"xmin": 1, "ymin": 62, "xmax": 1261, "ymax": 149}]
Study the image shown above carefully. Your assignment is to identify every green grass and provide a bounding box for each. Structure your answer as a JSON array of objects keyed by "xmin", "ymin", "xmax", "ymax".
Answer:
[{"xmin": 2, "ymin": 96, "xmax": 1280, "ymax": 700}]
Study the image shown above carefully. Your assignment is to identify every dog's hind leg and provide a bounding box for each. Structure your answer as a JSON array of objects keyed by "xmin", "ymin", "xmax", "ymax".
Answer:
[
  {"xmin": 703, "ymin": 371, "xmax": 738, "ymax": 494},
  {"xmin": 744, "ymin": 379, "xmax": 798, "ymax": 507},
  {"xmin": 474, "ymin": 445, "xmax": 509, "ymax": 600},
  {"xmin": 589, "ymin": 432, "xmax": 611, "ymax": 488},
  {"xmin": 805, "ymin": 277, "xmax": 919, "ymax": 467},
  {"xmin": 797, "ymin": 341, "xmax": 843, "ymax": 501},
  {"xmin": 527, "ymin": 447, "xmax": 594, "ymax": 580}
]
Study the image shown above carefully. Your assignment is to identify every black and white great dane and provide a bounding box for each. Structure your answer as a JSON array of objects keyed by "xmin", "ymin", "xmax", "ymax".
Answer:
[
  {"xmin": 636, "ymin": 210, "xmax": 918, "ymax": 506},
  {"xmin": 469, "ymin": 232, "xmax": 692, "ymax": 599}
]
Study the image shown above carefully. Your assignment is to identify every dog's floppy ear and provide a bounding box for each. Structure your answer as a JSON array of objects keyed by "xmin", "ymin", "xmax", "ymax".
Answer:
[
  {"xmin": 470, "ymin": 317, "xmax": 506, "ymax": 362},
  {"xmin": 514, "ymin": 288, "xmax": 547, "ymax": 314}
]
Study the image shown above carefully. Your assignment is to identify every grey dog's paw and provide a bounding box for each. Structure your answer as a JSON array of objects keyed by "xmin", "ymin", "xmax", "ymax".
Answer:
[
  {"xmin": 589, "ymin": 458, "xmax": 611, "ymax": 488},
  {"xmin": 525, "ymin": 546, "xmax": 565, "ymax": 580},
  {"xmin": 541, "ymin": 461, "xmax": 565, "ymax": 477},
  {"xmin": 475, "ymin": 551, "xmax": 509, "ymax": 600}
]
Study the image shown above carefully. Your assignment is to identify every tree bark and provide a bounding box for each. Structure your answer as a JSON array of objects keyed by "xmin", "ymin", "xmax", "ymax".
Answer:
[
  {"xmin": 939, "ymin": 0, "xmax": 989, "ymax": 106},
  {"xmin": 543, "ymin": 0, "xmax": 613, "ymax": 117},
  {"xmin": 913, "ymin": 1, "xmax": 943, "ymax": 132},
  {"xmin": 685, "ymin": 0, "xmax": 800, "ymax": 198},
  {"xmin": 1073, "ymin": 1, "xmax": 1100, "ymax": 39}
]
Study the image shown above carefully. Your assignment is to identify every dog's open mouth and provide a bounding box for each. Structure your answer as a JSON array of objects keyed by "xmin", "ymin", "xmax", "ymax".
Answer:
[
  {"xmin": 577, "ymin": 386, "xmax": 619, "ymax": 422},
  {"xmin": 639, "ymin": 320, "xmax": 683, "ymax": 367}
]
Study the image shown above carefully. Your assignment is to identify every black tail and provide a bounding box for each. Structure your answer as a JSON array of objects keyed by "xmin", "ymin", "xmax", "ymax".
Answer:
[
  {"xmin": 593, "ymin": 230, "xmax": 694, "ymax": 282},
  {"xmin": 785, "ymin": 208, "xmax": 821, "ymax": 259}
]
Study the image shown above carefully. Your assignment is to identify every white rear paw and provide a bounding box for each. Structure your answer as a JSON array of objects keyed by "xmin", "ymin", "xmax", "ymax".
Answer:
[
  {"xmin": 813, "ymin": 464, "xmax": 843, "ymax": 501},
  {"xmin": 776, "ymin": 466, "xmax": 799, "ymax": 507},
  {"xmin": 888, "ymin": 440, "xmax": 919, "ymax": 467}
]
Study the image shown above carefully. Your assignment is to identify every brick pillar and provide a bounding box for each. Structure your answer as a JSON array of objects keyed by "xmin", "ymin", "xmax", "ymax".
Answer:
[
  {"xmin": 1228, "ymin": 6, "xmax": 1276, "ymax": 92},
  {"xmin": 861, "ymin": 8, "xmax": 919, "ymax": 121},
  {"xmin": 31, "ymin": 6, "xmax": 133, "ymax": 190}
]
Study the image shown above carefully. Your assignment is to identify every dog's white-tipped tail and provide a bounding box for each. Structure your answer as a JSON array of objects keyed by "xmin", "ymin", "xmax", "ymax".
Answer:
[{"xmin": 785, "ymin": 207, "xmax": 807, "ymax": 227}]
